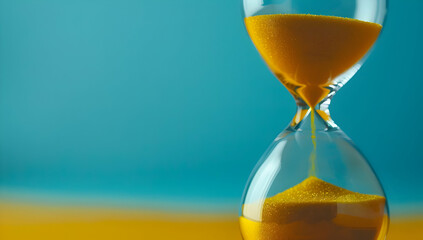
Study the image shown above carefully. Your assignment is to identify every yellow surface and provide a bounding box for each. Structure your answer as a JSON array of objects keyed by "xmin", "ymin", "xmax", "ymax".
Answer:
[
  {"xmin": 245, "ymin": 14, "xmax": 382, "ymax": 107},
  {"xmin": 0, "ymin": 201, "xmax": 421, "ymax": 239},
  {"xmin": 0, "ymin": 201, "xmax": 240, "ymax": 240},
  {"xmin": 388, "ymin": 217, "xmax": 423, "ymax": 240},
  {"xmin": 241, "ymin": 177, "xmax": 387, "ymax": 240}
]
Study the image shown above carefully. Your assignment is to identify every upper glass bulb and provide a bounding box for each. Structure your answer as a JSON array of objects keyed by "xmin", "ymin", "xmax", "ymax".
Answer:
[{"xmin": 243, "ymin": 0, "xmax": 386, "ymax": 108}]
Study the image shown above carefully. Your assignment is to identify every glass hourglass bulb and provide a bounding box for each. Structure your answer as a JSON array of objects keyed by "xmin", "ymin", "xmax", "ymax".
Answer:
[{"xmin": 240, "ymin": 1, "xmax": 388, "ymax": 240}]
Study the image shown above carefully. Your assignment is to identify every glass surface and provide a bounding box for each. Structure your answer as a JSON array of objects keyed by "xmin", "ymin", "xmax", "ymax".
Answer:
[{"xmin": 240, "ymin": 1, "xmax": 388, "ymax": 239}]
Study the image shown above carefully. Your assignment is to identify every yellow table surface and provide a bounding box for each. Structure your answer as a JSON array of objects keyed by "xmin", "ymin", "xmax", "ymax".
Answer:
[{"xmin": 0, "ymin": 202, "xmax": 422, "ymax": 240}]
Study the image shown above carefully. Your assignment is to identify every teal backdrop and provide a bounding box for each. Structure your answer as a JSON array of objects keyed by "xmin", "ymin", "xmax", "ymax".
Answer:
[{"xmin": 0, "ymin": 0, "xmax": 421, "ymax": 215}]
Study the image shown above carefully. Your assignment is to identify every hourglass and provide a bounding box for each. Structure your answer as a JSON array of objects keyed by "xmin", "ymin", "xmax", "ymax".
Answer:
[{"xmin": 240, "ymin": 0, "xmax": 388, "ymax": 239}]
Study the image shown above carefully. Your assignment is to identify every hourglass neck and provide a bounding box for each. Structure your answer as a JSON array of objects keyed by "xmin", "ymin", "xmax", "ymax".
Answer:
[{"xmin": 289, "ymin": 98, "xmax": 338, "ymax": 132}]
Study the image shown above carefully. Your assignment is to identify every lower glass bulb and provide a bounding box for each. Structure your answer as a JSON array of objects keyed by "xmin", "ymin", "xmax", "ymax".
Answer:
[{"xmin": 239, "ymin": 106, "xmax": 389, "ymax": 240}]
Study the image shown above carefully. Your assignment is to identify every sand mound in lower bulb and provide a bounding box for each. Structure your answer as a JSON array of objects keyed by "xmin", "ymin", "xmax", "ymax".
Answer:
[{"xmin": 240, "ymin": 177, "xmax": 387, "ymax": 240}]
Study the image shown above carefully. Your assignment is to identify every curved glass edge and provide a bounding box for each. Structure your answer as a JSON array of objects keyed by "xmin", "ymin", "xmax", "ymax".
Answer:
[{"xmin": 243, "ymin": 0, "xmax": 387, "ymax": 25}]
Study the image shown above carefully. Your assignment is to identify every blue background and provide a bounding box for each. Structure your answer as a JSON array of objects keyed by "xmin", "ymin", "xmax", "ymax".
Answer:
[{"xmin": 0, "ymin": 0, "xmax": 421, "ymax": 215}]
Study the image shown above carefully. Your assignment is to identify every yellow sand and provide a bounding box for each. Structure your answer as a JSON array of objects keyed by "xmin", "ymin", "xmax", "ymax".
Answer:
[
  {"xmin": 245, "ymin": 14, "xmax": 382, "ymax": 108},
  {"xmin": 0, "ymin": 201, "xmax": 421, "ymax": 239},
  {"xmin": 309, "ymin": 109, "xmax": 317, "ymax": 176},
  {"xmin": 240, "ymin": 177, "xmax": 387, "ymax": 240}
]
